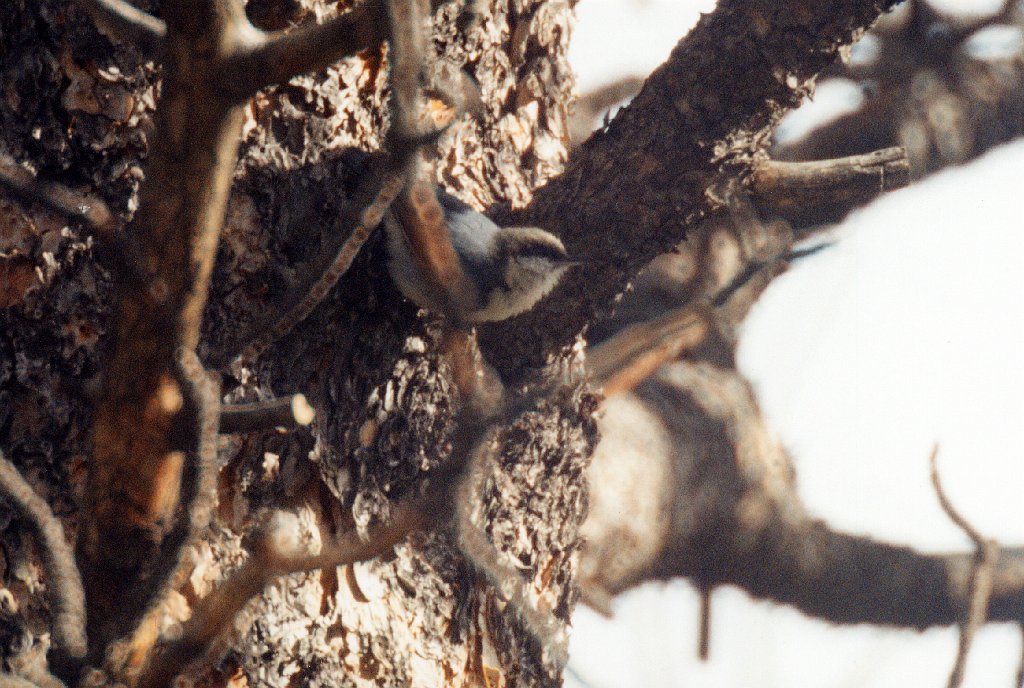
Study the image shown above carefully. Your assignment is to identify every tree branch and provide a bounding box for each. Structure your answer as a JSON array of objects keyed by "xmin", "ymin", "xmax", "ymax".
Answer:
[
  {"xmin": 219, "ymin": 2, "xmax": 388, "ymax": 104},
  {"xmin": 219, "ymin": 394, "xmax": 315, "ymax": 433},
  {"xmin": 750, "ymin": 147, "xmax": 910, "ymax": 229},
  {"xmin": 482, "ymin": 0, "xmax": 903, "ymax": 374},
  {"xmin": 0, "ymin": 155, "xmax": 116, "ymax": 234},
  {"xmin": 0, "ymin": 453, "xmax": 87, "ymax": 667},
  {"xmin": 138, "ymin": 335, "xmax": 516, "ymax": 688},
  {"xmin": 72, "ymin": 0, "xmax": 166, "ymax": 58},
  {"xmin": 931, "ymin": 447, "xmax": 999, "ymax": 688},
  {"xmin": 81, "ymin": 0, "xmax": 244, "ymax": 662},
  {"xmin": 582, "ymin": 360, "xmax": 1024, "ymax": 633}
]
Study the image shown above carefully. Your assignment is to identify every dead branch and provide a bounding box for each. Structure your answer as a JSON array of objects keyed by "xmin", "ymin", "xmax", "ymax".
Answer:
[
  {"xmin": 750, "ymin": 147, "xmax": 910, "ymax": 228},
  {"xmin": 587, "ymin": 305, "xmax": 709, "ymax": 397},
  {"xmin": 229, "ymin": 165, "xmax": 408, "ymax": 366},
  {"xmin": 136, "ymin": 497, "xmax": 431, "ymax": 688},
  {"xmin": 79, "ymin": 0, "xmax": 251, "ymax": 656},
  {"xmin": 0, "ymin": 155, "xmax": 116, "ymax": 234},
  {"xmin": 698, "ymin": 586, "xmax": 712, "ymax": 661},
  {"xmin": 220, "ymin": 2, "xmax": 389, "ymax": 104},
  {"xmin": 1017, "ymin": 624, "xmax": 1024, "ymax": 688},
  {"xmin": 97, "ymin": 348, "xmax": 221, "ymax": 680},
  {"xmin": 223, "ymin": 0, "xmax": 485, "ymax": 367},
  {"xmin": 73, "ymin": 0, "xmax": 396, "ymax": 664},
  {"xmin": 930, "ymin": 447, "xmax": 999, "ymax": 688},
  {"xmin": 777, "ymin": 0, "xmax": 1024, "ymax": 175},
  {"xmin": 219, "ymin": 394, "xmax": 315, "ymax": 433},
  {"xmin": 0, "ymin": 453, "xmax": 87, "ymax": 667},
  {"xmin": 72, "ymin": 0, "xmax": 167, "ymax": 57},
  {"xmin": 138, "ymin": 338, "xmax": 518, "ymax": 688},
  {"xmin": 224, "ymin": 0, "xmax": 439, "ymax": 366}
]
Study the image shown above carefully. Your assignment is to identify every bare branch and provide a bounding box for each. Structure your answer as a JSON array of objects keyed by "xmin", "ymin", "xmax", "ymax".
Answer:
[
  {"xmin": 930, "ymin": 447, "xmax": 1000, "ymax": 688},
  {"xmin": 82, "ymin": 0, "xmax": 249, "ymax": 655},
  {"xmin": 0, "ymin": 453, "xmax": 87, "ymax": 664},
  {"xmin": 219, "ymin": 394, "xmax": 315, "ymax": 433},
  {"xmin": 1017, "ymin": 623, "xmax": 1024, "ymax": 688},
  {"xmin": 583, "ymin": 362, "xmax": 1024, "ymax": 633},
  {"xmin": 224, "ymin": 0, "xmax": 460, "ymax": 366},
  {"xmin": 750, "ymin": 147, "xmax": 911, "ymax": 230},
  {"xmin": 228, "ymin": 164, "xmax": 407, "ymax": 366},
  {"xmin": 0, "ymin": 155, "xmax": 116, "ymax": 234},
  {"xmin": 220, "ymin": 2, "xmax": 388, "ymax": 104},
  {"xmin": 72, "ymin": 0, "xmax": 166, "ymax": 57},
  {"xmin": 698, "ymin": 586, "xmax": 712, "ymax": 661},
  {"xmin": 569, "ymin": 76, "xmax": 645, "ymax": 147},
  {"xmin": 138, "ymin": 361, "xmax": 508, "ymax": 688},
  {"xmin": 97, "ymin": 348, "xmax": 222, "ymax": 679},
  {"xmin": 930, "ymin": 447, "xmax": 988, "ymax": 547},
  {"xmin": 136, "ymin": 497, "xmax": 432, "ymax": 688},
  {"xmin": 587, "ymin": 305, "xmax": 709, "ymax": 397}
]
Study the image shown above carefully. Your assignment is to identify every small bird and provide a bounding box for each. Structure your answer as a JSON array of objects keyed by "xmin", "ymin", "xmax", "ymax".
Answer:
[{"xmin": 384, "ymin": 189, "xmax": 574, "ymax": 322}]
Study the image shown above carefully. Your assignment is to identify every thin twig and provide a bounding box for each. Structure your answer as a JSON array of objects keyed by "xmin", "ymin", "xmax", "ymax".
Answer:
[
  {"xmin": 138, "ymin": 378, "xmax": 504, "ymax": 688},
  {"xmin": 72, "ymin": 0, "xmax": 167, "ymax": 57},
  {"xmin": 0, "ymin": 453, "xmax": 87, "ymax": 664},
  {"xmin": 219, "ymin": 394, "xmax": 315, "ymax": 433},
  {"xmin": 1016, "ymin": 622, "xmax": 1024, "ymax": 688},
  {"xmin": 698, "ymin": 585, "xmax": 712, "ymax": 661},
  {"xmin": 930, "ymin": 445, "xmax": 999, "ymax": 688},
  {"xmin": 588, "ymin": 306, "xmax": 709, "ymax": 397},
  {"xmin": 0, "ymin": 155, "xmax": 116, "ymax": 234},
  {"xmin": 231, "ymin": 166, "xmax": 407, "ymax": 366},
  {"xmin": 228, "ymin": 0, "xmax": 438, "ymax": 366}
]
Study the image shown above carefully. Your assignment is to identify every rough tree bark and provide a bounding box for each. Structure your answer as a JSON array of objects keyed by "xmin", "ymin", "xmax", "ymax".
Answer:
[{"xmin": 0, "ymin": 1, "xmax": 952, "ymax": 687}]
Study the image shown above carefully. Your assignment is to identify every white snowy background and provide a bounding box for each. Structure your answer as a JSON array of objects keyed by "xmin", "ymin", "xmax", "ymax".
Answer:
[{"xmin": 564, "ymin": 1, "xmax": 1024, "ymax": 687}]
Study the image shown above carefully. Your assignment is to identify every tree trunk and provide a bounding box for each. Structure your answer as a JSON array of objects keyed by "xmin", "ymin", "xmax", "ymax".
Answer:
[{"xmin": 0, "ymin": 0, "xmax": 925, "ymax": 686}]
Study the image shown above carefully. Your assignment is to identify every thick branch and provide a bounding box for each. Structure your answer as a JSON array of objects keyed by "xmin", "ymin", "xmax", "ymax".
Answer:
[
  {"xmin": 750, "ymin": 147, "xmax": 910, "ymax": 229},
  {"xmin": 482, "ymin": 0, "xmax": 902, "ymax": 374},
  {"xmin": 582, "ymin": 361, "xmax": 1024, "ymax": 632},
  {"xmin": 692, "ymin": 512, "xmax": 1024, "ymax": 629}
]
